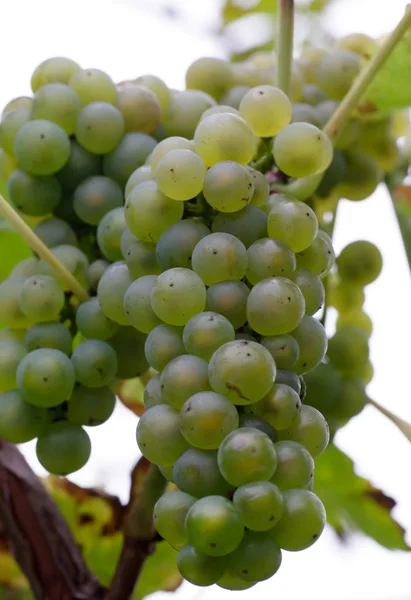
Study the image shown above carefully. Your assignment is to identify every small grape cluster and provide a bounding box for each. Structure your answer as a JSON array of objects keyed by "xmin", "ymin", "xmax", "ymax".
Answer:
[{"xmin": 0, "ymin": 51, "xmax": 346, "ymax": 590}]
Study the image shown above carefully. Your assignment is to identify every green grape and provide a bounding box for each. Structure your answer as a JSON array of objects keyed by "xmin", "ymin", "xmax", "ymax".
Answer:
[
  {"xmin": 185, "ymin": 496, "xmax": 244, "ymax": 557},
  {"xmin": 178, "ymin": 545, "xmax": 226, "ymax": 586},
  {"xmin": 124, "ymin": 275, "xmax": 162, "ymax": 334},
  {"xmin": 227, "ymin": 531, "xmax": 282, "ymax": 582},
  {"xmin": 261, "ymin": 334, "xmax": 299, "ymax": 370},
  {"xmin": 183, "ymin": 311, "xmax": 235, "ymax": 361},
  {"xmin": 31, "ymin": 83, "xmax": 81, "ymax": 135},
  {"xmin": 291, "ymin": 315, "xmax": 328, "ymax": 374},
  {"xmin": 17, "ymin": 348, "xmax": 75, "ymax": 407},
  {"xmin": 246, "ymin": 238, "xmax": 296, "ymax": 285},
  {"xmin": 97, "ymin": 207, "xmax": 126, "ymax": 262},
  {"xmin": 14, "ymin": 120, "xmax": 71, "ymax": 175},
  {"xmin": 116, "ymin": 84, "xmax": 161, "ymax": 133},
  {"xmin": 271, "ymin": 440, "xmax": 314, "ymax": 490},
  {"xmin": 192, "ymin": 233, "xmax": 248, "ymax": 286},
  {"xmin": 0, "ymin": 147, "xmax": 16, "ymax": 181},
  {"xmin": 0, "ymin": 108, "xmax": 31, "ymax": 157},
  {"xmin": 217, "ymin": 572, "xmax": 256, "ymax": 591},
  {"xmin": 76, "ymin": 297, "xmax": 119, "ymax": 341},
  {"xmin": 39, "ymin": 244, "xmax": 89, "ymax": 291},
  {"xmin": 273, "ymin": 123, "xmax": 332, "ymax": 178},
  {"xmin": 173, "ymin": 448, "xmax": 231, "ymax": 498},
  {"xmin": 36, "ymin": 422, "xmax": 91, "ymax": 475},
  {"xmin": 9, "ymin": 258, "xmax": 40, "ymax": 280},
  {"xmin": 278, "ymin": 405, "xmax": 329, "ymax": 457},
  {"xmin": 57, "ymin": 139, "xmax": 101, "ymax": 189},
  {"xmin": 239, "ymin": 85, "xmax": 292, "ymax": 137},
  {"xmin": 75, "ymin": 102, "xmax": 124, "ymax": 154},
  {"xmin": 254, "ymin": 383, "xmax": 301, "ymax": 430},
  {"xmin": 143, "ymin": 373, "xmax": 164, "ymax": 409},
  {"xmin": 136, "ymin": 404, "xmax": 188, "ymax": 466},
  {"xmin": 318, "ymin": 51, "xmax": 362, "ymax": 100},
  {"xmin": 181, "ymin": 391, "xmax": 239, "ymax": 449},
  {"xmin": 296, "ymin": 230, "xmax": 335, "ymax": 278},
  {"xmin": 124, "ymin": 238, "xmax": 161, "ymax": 278},
  {"xmin": 109, "ymin": 327, "xmax": 148, "ymax": 379},
  {"xmin": 220, "ymin": 85, "xmax": 251, "ymax": 109},
  {"xmin": 164, "ymin": 90, "xmax": 216, "ymax": 138},
  {"xmin": 233, "ymin": 482, "xmax": 284, "ymax": 532},
  {"xmin": 71, "ymin": 340, "xmax": 118, "ymax": 387},
  {"xmin": 148, "ymin": 136, "xmax": 193, "ymax": 173},
  {"xmin": 275, "ymin": 369, "xmax": 302, "ymax": 394},
  {"xmin": 313, "ymin": 99, "xmax": 338, "ymax": 128},
  {"xmin": 269, "ymin": 489, "xmax": 325, "ymax": 551},
  {"xmin": 31, "ymin": 57, "xmax": 81, "ymax": 92},
  {"xmin": 186, "ymin": 57, "xmax": 234, "ymax": 100},
  {"xmin": 67, "ymin": 385, "xmax": 116, "ymax": 426},
  {"xmin": 0, "ymin": 279, "xmax": 33, "ymax": 329},
  {"xmin": 125, "ymin": 165, "xmax": 153, "ymax": 197},
  {"xmin": 73, "ymin": 175, "xmax": 123, "ymax": 225},
  {"xmin": 160, "ymin": 354, "xmax": 210, "ymax": 410},
  {"xmin": 0, "ymin": 328, "xmax": 26, "ymax": 342},
  {"xmin": 337, "ymin": 240, "xmax": 382, "ymax": 286},
  {"xmin": 338, "ymin": 33, "xmax": 377, "ymax": 60},
  {"xmin": 203, "ymin": 161, "xmax": 254, "ymax": 212},
  {"xmin": 247, "ymin": 167, "xmax": 270, "ymax": 207},
  {"xmin": 303, "ymin": 362, "xmax": 341, "ymax": 415},
  {"xmin": 144, "ymin": 324, "xmax": 184, "ymax": 371},
  {"xmin": 69, "ymin": 68, "xmax": 117, "ymax": 105},
  {"xmin": 267, "ymin": 196, "xmax": 318, "ymax": 253},
  {"xmin": 153, "ymin": 491, "xmax": 196, "ymax": 550},
  {"xmin": 206, "ymin": 281, "xmax": 250, "ymax": 329},
  {"xmin": 200, "ymin": 105, "xmax": 240, "ymax": 120},
  {"xmin": 88, "ymin": 259, "xmax": 110, "ymax": 291},
  {"xmin": 150, "ymin": 268, "xmax": 206, "ymax": 327},
  {"xmin": 218, "ymin": 428, "xmax": 277, "ymax": 487},
  {"xmin": 292, "ymin": 269, "xmax": 325, "ymax": 315},
  {"xmin": 238, "ymin": 414, "xmax": 278, "ymax": 442},
  {"xmin": 211, "ymin": 205, "xmax": 267, "ymax": 249},
  {"xmin": 327, "ymin": 325, "xmax": 369, "ymax": 373},
  {"xmin": 8, "ymin": 169, "xmax": 62, "ymax": 216},
  {"xmin": 336, "ymin": 310, "xmax": 373, "ymax": 338},
  {"xmin": 246, "ymin": 277, "xmax": 305, "ymax": 336},
  {"xmin": 133, "ymin": 74, "xmax": 172, "ymax": 113},
  {"xmin": 125, "ymin": 181, "xmax": 183, "ymax": 242},
  {"xmin": 33, "ymin": 218, "xmax": 78, "ymax": 249},
  {"xmin": 194, "ymin": 113, "xmax": 256, "ymax": 167},
  {"xmin": 0, "ymin": 390, "xmax": 47, "ymax": 443},
  {"xmin": 316, "ymin": 150, "xmax": 347, "ymax": 198},
  {"xmin": 156, "ymin": 220, "xmax": 210, "ymax": 271},
  {"xmin": 18, "ymin": 275, "xmax": 64, "ymax": 323},
  {"xmin": 2, "ymin": 96, "xmax": 33, "ymax": 116},
  {"xmin": 209, "ymin": 340, "xmax": 276, "ymax": 405},
  {"xmin": 103, "ymin": 132, "xmax": 157, "ymax": 188},
  {"xmin": 333, "ymin": 377, "xmax": 368, "ymax": 420},
  {"xmin": 0, "ymin": 340, "xmax": 27, "ymax": 392},
  {"xmin": 302, "ymin": 84, "xmax": 327, "ymax": 105},
  {"xmin": 156, "ymin": 149, "xmax": 206, "ymax": 201},
  {"xmin": 335, "ymin": 151, "xmax": 381, "ymax": 201},
  {"xmin": 24, "ymin": 321, "xmax": 73, "ymax": 355},
  {"xmin": 97, "ymin": 261, "xmax": 132, "ymax": 325}
]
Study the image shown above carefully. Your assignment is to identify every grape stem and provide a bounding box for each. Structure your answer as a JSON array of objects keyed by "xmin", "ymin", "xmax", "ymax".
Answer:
[
  {"xmin": 369, "ymin": 399, "xmax": 411, "ymax": 443},
  {"xmin": 323, "ymin": 4, "xmax": 411, "ymax": 144},
  {"xmin": 276, "ymin": 0, "xmax": 294, "ymax": 96},
  {"xmin": 0, "ymin": 193, "xmax": 89, "ymax": 302}
]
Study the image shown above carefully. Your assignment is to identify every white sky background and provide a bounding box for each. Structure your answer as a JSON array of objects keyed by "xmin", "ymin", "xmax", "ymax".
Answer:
[{"xmin": 1, "ymin": 0, "xmax": 411, "ymax": 598}]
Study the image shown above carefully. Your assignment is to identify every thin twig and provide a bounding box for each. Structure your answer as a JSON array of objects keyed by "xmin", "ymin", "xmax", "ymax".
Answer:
[
  {"xmin": 369, "ymin": 399, "xmax": 411, "ymax": 442},
  {"xmin": 276, "ymin": 0, "xmax": 294, "ymax": 96}
]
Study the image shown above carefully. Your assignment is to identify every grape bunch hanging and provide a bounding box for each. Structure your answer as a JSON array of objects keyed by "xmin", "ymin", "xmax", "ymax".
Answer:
[{"xmin": 0, "ymin": 36, "xmax": 389, "ymax": 590}]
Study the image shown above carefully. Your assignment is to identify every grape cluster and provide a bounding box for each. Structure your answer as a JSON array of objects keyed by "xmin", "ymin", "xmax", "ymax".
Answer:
[{"xmin": 0, "ymin": 51, "xmax": 349, "ymax": 590}]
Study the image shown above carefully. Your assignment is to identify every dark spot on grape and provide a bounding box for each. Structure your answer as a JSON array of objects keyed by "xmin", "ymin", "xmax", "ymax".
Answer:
[
  {"xmin": 170, "ymin": 168, "xmax": 174, "ymax": 172},
  {"xmin": 242, "ymin": 569, "xmax": 248, "ymax": 574},
  {"xmin": 169, "ymin": 283, "xmax": 174, "ymax": 287},
  {"xmin": 87, "ymin": 125, "xmax": 92, "ymax": 131},
  {"xmin": 302, "ymin": 362, "xmax": 307, "ymax": 367},
  {"xmin": 287, "ymin": 296, "xmax": 291, "ymax": 302},
  {"xmin": 210, "ymin": 543, "xmax": 216, "ymax": 548},
  {"xmin": 306, "ymin": 212, "xmax": 310, "ymax": 216},
  {"xmin": 40, "ymin": 134, "xmax": 45, "ymax": 139},
  {"xmin": 313, "ymin": 533, "xmax": 318, "ymax": 539},
  {"xmin": 251, "ymin": 447, "xmax": 256, "ymax": 453},
  {"xmin": 246, "ymin": 353, "xmax": 251, "ymax": 357},
  {"xmin": 280, "ymin": 345, "xmax": 285, "ymax": 350},
  {"xmin": 269, "ymin": 515, "xmax": 275, "ymax": 521},
  {"xmin": 213, "ymin": 250, "xmax": 218, "ymax": 255},
  {"xmin": 97, "ymin": 367, "xmax": 103, "ymax": 374},
  {"xmin": 296, "ymin": 403, "xmax": 299, "ymax": 408},
  {"xmin": 43, "ymin": 377, "xmax": 48, "ymax": 382}
]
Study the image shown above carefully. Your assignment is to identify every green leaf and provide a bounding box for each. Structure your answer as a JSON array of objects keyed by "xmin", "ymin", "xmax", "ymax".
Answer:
[
  {"xmin": 134, "ymin": 542, "xmax": 182, "ymax": 599},
  {"xmin": 222, "ymin": 0, "xmax": 333, "ymax": 25},
  {"xmin": 314, "ymin": 444, "xmax": 410, "ymax": 550}
]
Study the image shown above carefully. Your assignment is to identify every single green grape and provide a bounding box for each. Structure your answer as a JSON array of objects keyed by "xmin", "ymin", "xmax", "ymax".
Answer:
[
  {"xmin": 186, "ymin": 57, "xmax": 234, "ymax": 100},
  {"xmin": 203, "ymin": 161, "xmax": 254, "ymax": 213},
  {"xmin": 209, "ymin": 340, "xmax": 276, "ymax": 405},
  {"xmin": 0, "ymin": 340, "xmax": 27, "ymax": 392},
  {"xmin": 0, "ymin": 390, "xmax": 47, "ymax": 443},
  {"xmin": 8, "ymin": 169, "xmax": 62, "ymax": 216},
  {"xmin": 296, "ymin": 230, "xmax": 335, "ymax": 278},
  {"xmin": 338, "ymin": 33, "xmax": 377, "ymax": 60},
  {"xmin": 57, "ymin": 139, "xmax": 101, "ymax": 190},
  {"xmin": 97, "ymin": 207, "xmax": 127, "ymax": 262},
  {"xmin": 275, "ymin": 369, "xmax": 302, "ymax": 394},
  {"xmin": 192, "ymin": 233, "xmax": 248, "ymax": 286},
  {"xmin": 133, "ymin": 74, "xmax": 172, "ymax": 113},
  {"xmin": 233, "ymin": 481, "xmax": 284, "ymax": 532},
  {"xmin": 122, "ymin": 234, "xmax": 161, "ymax": 279},
  {"xmin": 0, "ymin": 107, "xmax": 31, "ymax": 157},
  {"xmin": 148, "ymin": 136, "xmax": 193, "ymax": 173},
  {"xmin": 73, "ymin": 175, "xmax": 123, "ymax": 225},
  {"xmin": 269, "ymin": 489, "xmax": 325, "ymax": 551},
  {"xmin": 177, "ymin": 545, "xmax": 227, "ymax": 587},
  {"xmin": 75, "ymin": 297, "xmax": 119, "ymax": 341},
  {"xmin": 291, "ymin": 315, "xmax": 328, "ymax": 374},
  {"xmin": 303, "ymin": 362, "xmax": 341, "ymax": 416},
  {"xmin": 160, "ymin": 354, "xmax": 210, "ymax": 410},
  {"xmin": 150, "ymin": 268, "xmax": 206, "ymax": 327},
  {"xmin": 36, "ymin": 422, "xmax": 91, "ymax": 475},
  {"xmin": 124, "ymin": 275, "xmax": 162, "ymax": 334},
  {"xmin": 200, "ymin": 104, "xmax": 240, "ymax": 120},
  {"xmin": 0, "ymin": 278, "xmax": 33, "ymax": 329},
  {"xmin": 32, "ymin": 83, "xmax": 81, "ymax": 135},
  {"xmin": 14, "ymin": 120, "xmax": 71, "ymax": 175},
  {"xmin": 24, "ymin": 322, "xmax": 72, "ymax": 355},
  {"xmin": 71, "ymin": 340, "xmax": 118, "ymax": 387},
  {"xmin": 206, "ymin": 281, "xmax": 250, "ymax": 329},
  {"xmin": 103, "ymin": 132, "xmax": 157, "ymax": 188},
  {"xmin": 218, "ymin": 427, "xmax": 278, "ymax": 487},
  {"xmin": 273, "ymin": 122, "xmax": 332, "ymax": 178},
  {"xmin": 271, "ymin": 440, "xmax": 314, "ymax": 490},
  {"xmin": 75, "ymin": 102, "xmax": 125, "ymax": 154},
  {"xmin": 185, "ymin": 496, "xmax": 244, "ymax": 557},
  {"xmin": 182, "ymin": 311, "xmax": 235, "ymax": 361},
  {"xmin": 144, "ymin": 324, "xmax": 185, "ymax": 372},
  {"xmin": 292, "ymin": 269, "xmax": 325, "ymax": 315},
  {"xmin": 163, "ymin": 90, "xmax": 216, "ymax": 138},
  {"xmin": 317, "ymin": 51, "xmax": 362, "ymax": 100},
  {"xmin": 337, "ymin": 240, "xmax": 382, "ymax": 286},
  {"xmin": 239, "ymin": 85, "xmax": 292, "ymax": 137},
  {"xmin": 220, "ymin": 85, "xmax": 251, "ymax": 109},
  {"xmin": 291, "ymin": 103, "xmax": 320, "ymax": 126},
  {"xmin": 278, "ymin": 404, "xmax": 329, "ymax": 457},
  {"xmin": 267, "ymin": 196, "xmax": 318, "ymax": 253},
  {"xmin": 260, "ymin": 334, "xmax": 299, "ymax": 370},
  {"xmin": 212, "ymin": 205, "xmax": 267, "ymax": 249},
  {"xmin": 108, "ymin": 327, "xmax": 148, "ymax": 379},
  {"xmin": 31, "ymin": 57, "xmax": 81, "ymax": 92},
  {"xmin": 335, "ymin": 150, "xmax": 382, "ymax": 201},
  {"xmin": 247, "ymin": 167, "xmax": 270, "ymax": 207},
  {"xmin": 156, "ymin": 149, "xmax": 206, "ymax": 201},
  {"xmin": 253, "ymin": 383, "xmax": 301, "ymax": 430},
  {"xmin": 9, "ymin": 258, "xmax": 40, "ymax": 280},
  {"xmin": 238, "ymin": 414, "xmax": 278, "ymax": 442},
  {"xmin": 116, "ymin": 84, "xmax": 161, "ymax": 133},
  {"xmin": 173, "ymin": 448, "xmax": 232, "ymax": 498},
  {"xmin": 67, "ymin": 385, "xmax": 116, "ymax": 426},
  {"xmin": 156, "ymin": 219, "xmax": 210, "ymax": 271},
  {"xmin": 153, "ymin": 491, "xmax": 196, "ymax": 550},
  {"xmin": 69, "ymin": 68, "xmax": 117, "ymax": 105},
  {"xmin": 327, "ymin": 325, "xmax": 369, "ymax": 374},
  {"xmin": 33, "ymin": 217, "xmax": 78, "ymax": 249},
  {"xmin": 136, "ymin": 404, "xmax": 188, "ymax": 466},
  {"xmin": 125, "ymin": 165, "xmax": 153, "ymax": 197},
  {"xmin": 18, "ymin": 275, "xmax": 65, "ymax": 322},
  {"xmin": 246, "ymin": 238, "xmax": 296, "ymax": 285},
  {"xmin": 97, "ymin": 261, "xmax": 132, "ymax": 326},
  {"xmin": 143, "ymin": 374, "xmax": 164, "ymax": 409},
  {"xmin": 333, "ymin": 377, "xmax": 368, "ymax": 420},
  {"xmin": 336, "ymin": 310, "xmax": 373, "ymax": 338},
  {"xmin": 329, "ymin": 278, "xmax": 365, "ymax": 313},
  {"xmin": 227, "ymin": 531, "xmax": 282, "ymax": 582}
]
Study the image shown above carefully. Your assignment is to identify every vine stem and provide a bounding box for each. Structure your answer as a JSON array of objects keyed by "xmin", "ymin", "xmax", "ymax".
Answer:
[
  {"xmin": 276, "ymin": 0, "xmax": 294, "ymax": 96},
  {"xmin": 324, "ymin": 4, "xmax": 411, "ymax": 144},
  {"xmin": 369, "ymin": 399, "xmax": 411, "ymax": 442},
  {"xmin": 0, "ymin": 194, "xmax": 89, "ymax": 302}
]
